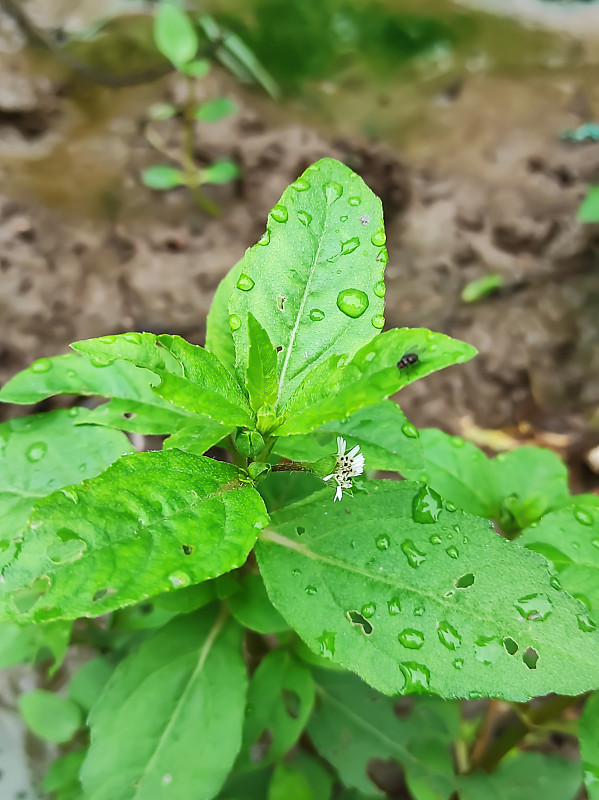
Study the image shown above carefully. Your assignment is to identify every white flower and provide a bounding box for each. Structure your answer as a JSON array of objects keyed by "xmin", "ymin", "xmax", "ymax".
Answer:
[{"xmin": 323, "ymin": 436, "xmax": 365, "ymax": 502}]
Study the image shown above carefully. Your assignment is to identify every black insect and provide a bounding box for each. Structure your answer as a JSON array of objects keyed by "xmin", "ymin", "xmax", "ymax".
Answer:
[{"xmin": 397, "ymin": 353, "xmax": 419, "ymax": 370}]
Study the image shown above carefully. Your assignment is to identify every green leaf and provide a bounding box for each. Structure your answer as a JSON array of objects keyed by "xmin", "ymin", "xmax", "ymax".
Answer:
[
  {"xmin": 163, "ymin": 417, "xmax": 234, "ymax": 455},
  {"xmin": 308, "ymin": 668, "xmax": 458, "ymax": 797},
  {"xmin": 72, "ymin": 332, "xmax": 254, "ymax": 428},
  {"xmin": 202, "ymin": 159, "xmax": 240, "ymax": 185},
  {"xmin": 521, "ymin": 499, "xmax": 599, "ymax": 615},
  {"xmin": 81, "ymin": 610, "xmax": 246, "ymax": 800},
  {"xmin": 181, "ymin": 57, "xmax": 210, "ymax": 78},
  {"xmin": 154, "ymin": 2, "xmax": 198, "ymax": 66},
  {"xmin": 196, "ymin": 98, "xmax": 238, "ymax": 122},
  {"xmin": 229, "ymin": 572, "xmax": 288, "ymax": 634},
  {"xmin": 19, "ymin": 689, "xmax": 82, "ymax": 743},
  {"xmin": 229, "ymin": 158, "xmax": 386, "ymax": 405},
  {"xmin": 459, "ymin": 752, "xmax": 581, "ymax": 800},
  {"xmin": 275, "ymin": 401, "xmax": 424, "ymax": 478},
  {"xmin": 141, "ymin": 164, "xmax": 185, "ymax": 190},
  {"xmin": 69, "ymin": 657, "xmax": 114, "ymax": 712},
  {"xmin": 0, "ymin": 619, "xmax": 71, "ymax": 670},
  {"xmin": 42, "ymin": 750, "xmax": 87, "ymax": 800},
  {"xmin": 268, "ymin": 754, "xmax": 333, "ymax": 800},
  {"xmin": 153, "ymin": 581, "xmax": 216, "ymax": 613},
  {"xmin": 238, "ymin": 649, "xmax": 314, "ymax": 770},
  {"xmin": 206, "ymin": 262, "xmax": 243, "ymax": 374},
  {"xmin": 580, "ymin": 691, "xmax": 599, "ymax": 799},
  {"xmin": 0, "ymin": 408, "xmax": 132, "ymax": 542},
  {"xmin": 257, "ymin": 482, "xmax": 599, "ymax": 700},
  {"xmin": 0, "ymin": 450, "xmax": 268, "ymax": 623},
  {"xmin": 461, "ymin": 274, "xmax": 504, "ymax": 303},
  {"xmin": 245, "ymin": 313, "xmax": 279, "ymax": 418},
  {"xmin": 276, "ymin": 328, "xmax": 476, "ymax": 436},
  {"xmin": 148, "ymin": 102, "xmax": 178, "ymax": 120},
  {"xmin": 259, "ymin": 470, "xmax": 325, "ymax": 513},
  {"xmin": 578, "ymin": 186, "xmax": 599, "ymax": 223}
]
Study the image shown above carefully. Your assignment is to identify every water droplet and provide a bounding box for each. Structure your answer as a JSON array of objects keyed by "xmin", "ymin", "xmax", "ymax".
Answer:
[
  {"xmin": 257, "ymin": 229, "xmax": 270, "ymax": 246},
  {"xmin": 377, "ymin": 249, "xmax": 388, "ymax": 265},
  {"xmin": 401, "ymin": 540, "xmax": 427, "ymax": 568},
  {"xmin": 26, "ymin": 442, "xmax": 47, "ymax": 462},
  {"xmin": 453, "ymin": 658, "xmax": 464, "ymax": 670},
  {"xmin": 475, "ymin": 635, "xmax": 502, "ymax": 665},
  {"xmin": 123, "ymin": 332, "xmax": 142, "ymax": 344},
  {"xmin": 388, "ymin": 597, "xmax": 401, "ymax": 615},
  {"xmin": 270, "ymin": 204, "xmax": 288, "ymax": 223},
  {"xmin": 371, "ymin": 229, "xmax": 386, "ymax": 247},
  {"xmin": 445, "ymin": 501, "xmax": 457, "ymax": 512},
  {"xmin": 577, "ymin": 612, "xmax": 597, "ymax": 632},
  {"xmin": 168, "ymin": 572, "xmax": 190, "ymax": 588},
  {"xmin": 318, "ymin": 631, "xmax": 336, "ymax": 659},
  {"xmin": 309, "ymin": 308, "xmax": 325, "ymax": 321},
  {"xmin": 228, "ymin": 314, "xmax": 241, "ymax": 332},
  {"xmin": 99, "ymin": 335, "xmax": 116, "ymax": 344},
  {"xmin": 162, "ymin": 774, "xmax": 173, "ymax": 786},
  {"xmin": 450, "ymin": 436, "xmax": 465, "ymax": 448},
  {"xmin": 413, "ymin": 606, "xmax": 425, "ymax": 617},
  {"xmin": 340, "ymin": 214, "xmax": 348, "ymax": 222},
  {"xmin": 361, "ymin": 602, "xmax": 376, "ymax": 618},
  {"xmin": 324, "ymin": 182, "xmax": 343, "ymax": 204},
  {"xmin": 336, "ymin": 289, "xmax": 369, "ymax": 319},
  {"xmin": 360, "ymin": 214, "xmax": 370, "ymax": 225},
  {"xmin": 514, "ymin": 593, "xmax": 553, "ymax": 621},
  {"xmin": 574, "ymin": 508, "xmax": 594, "ymax": 526},
  {"xmin": 236, "ymin": 273, "xmax": 255, "ymax": 291},
  {"xmin": 60, "ymin": 487, "xmax": 79, "ymax": 504},
  {"xmin": 412, "ymin": 485, "xmax": 443, "ymax": 524},
  {"xmin": 371, "ymin": 314, "xmax": 385, "ymax": 329},
  {"xmin": 305, "ymin": 585, "xmax": 317, "ymax": 596},
  {"xmin": 429, "ymin": 534, "xmax": 442, "ymax": 545},
  {"xmin": 399, "ymin": 662, "xmax": 431, "ymax": 693},
  {"xmin": 291, "ymin": 177, "xmax": 310, "ymax": 191},
  {"xmin": 66, "ymin": 370, "xmax": 77, "ymax": 379},
  {"xmin": 549, "ymin": 576, "xmax": 562, "ymax": 590},
  {"xmin": 376, "ymin": 534, "xmax": 390, "ymax": 551},
  {"xmin": 292, "ymin": 568, "xmax": 302, "ymax": 576},
  {"xmin": 374, "ymin": 280, "xmax": 386, "ymax": 298},
  {"xmin": 31, "ymin": 358, "xmax": 51, "ymax": 373},
  {"xmin": 340, "ymin": 237, "xmax": 360, "ymax": 256},
  {"xmin": 398, "ymin": 629, "xmax": 424, "ymax": 649},
  {"xmin": 437, "ymin": 621, "xmax": 461, "ymax": 650},
  {"xmin": 297, "ymin": 211, "xmax": 312, "ymax": 227},
  {"xmin": 401, "ymin": 423, "xmax": 418, "ymax": 439},
  {"xmin": 348, "ymin": 196, "xmax": 361, "ymax": 206},
  {"xmin": 469, "ymin": 691, "xmax": 484, "ymax": 699},
  {"xmin": 445, "ymin": 546, "xmax": 459, "ymax": 559}
]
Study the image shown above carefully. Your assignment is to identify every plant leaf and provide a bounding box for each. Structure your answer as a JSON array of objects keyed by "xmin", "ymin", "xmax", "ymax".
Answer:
[
  {"xmin": 229, "ymin": 157, "xmax": 386, "ymax": 405},
  {"xmin": 19, "ymin": 690, "xmax": 81, "ymax": 744},
  {"xmin": 0, "ymin": 619, "xmax": 71, "ymax": 671},
  {"xmin": 206, "ymin": 262, "xmax": 242, "ymax": 374},
  {"xmin": 0, "ymin": 408, "xmax": 132, "ymax": 543},
  {"xmin": 268, "ymin": 753, "xmax": 333, "ymax": 800},
  {"xmin": 308, "ymin": 668, "xmax": 458, "ymax": 797},
  {"xmin": 163, "ymin": 417, "xmax": 234, "ymax": 455},
  {"xmin": 142, "ymin": 164, "xmax": 185, "ymax": 190},
  {"xmin": 202, "ymin": 160, "xmax": 240, "ymax": 185},
  {"xmin": 0, "ymin": 450, "xmax": 268, "ymax": 623},
  {"xmin": 153, "ymin": 2, "xmax": 198, "ymax": 66},
  {"xmin": 238, "ymin": 649, "xmax": 314, "ymax": 770},
  {"xmin": 580, "ymin": 691, "xmax": 599, "ymax": 799},
  {"xmin": 196, "ymin": 98, "xmax": 238, "ymax": 122},
  {"xmin": 246, "ymin": 313, "xmax": 279, "ymax": 416},
  {"xmin": 578, "ymin": 186, "xmax": 599, "ymax": 223},
  {"xmin": 256, "ymin": 482, "xmax": 599, "ymax": 700},
  {"xmin": 459, "ymin": 752, "xmax": 581, "ymax": 800},
  {"xmin": 276, "ymin": 328, "xmax": 476, "ymax": 436},
  {"xmin": 275, "ymin": 401, "xmax": 424, "ymax": 478},
  {"xmin": 81, "ymin": 610, "xmax": 246, "ymax": 800},
  {"xmin": 229, "ymin": 572, "xmax": 288, "ymax": 634}
]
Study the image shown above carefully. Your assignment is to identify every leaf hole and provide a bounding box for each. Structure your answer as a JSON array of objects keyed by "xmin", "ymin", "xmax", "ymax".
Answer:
[
  {"xmin": 181, "ymin": 544, "xmax": 194, "ymax": 555},
  {"xmin": 249, "ymin": 728, "xmax": 273, "ymax": 764},
  {"xmin": 92, "ymin": 586, "xmax": 117, "ymax": 603},
  {"xmin": 522, "ymin": 646, "xmax": 539, "ymax": 669},
  {"xmin": 276, "ymin": 346, "xmax": 283, "ymax": 353},
  {"xmin": 503, "ymin": 636, "xmax": 518, "ymax": 655},
  {"xmin": 455, "ymin": 572, "xmax": 475, "ymax": 588},
  {"xmin": 122, "ymin": 412, "xmax": 136, "ymax": 419},
  {"xmin": 277, "ymin": 295, "xmax": 286, "ymax": 311},
  {"xmin": 347, "ymin": 610, "xmax": 373, "ymax": 635},
  {"xmin": 296, "ymin": 526, "xmax": 305, "ymax": 535},
  {"xmin": 282, "ymin": 688, "xmax": 301, "ymax": 719}
]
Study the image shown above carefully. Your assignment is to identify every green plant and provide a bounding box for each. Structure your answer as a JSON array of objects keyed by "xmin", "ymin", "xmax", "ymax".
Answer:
[
  {"xmin": 1, "ymin": 157, "xmax": 598, "ymax": 799},
  {"xmin": 578, "ymin": 186, "xmax": 599, "ymax": 223}
]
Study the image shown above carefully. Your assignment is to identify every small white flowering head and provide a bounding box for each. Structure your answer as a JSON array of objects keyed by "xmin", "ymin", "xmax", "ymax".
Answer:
[{"xmin": 323, "ymin": 436, "xmax": 365, "ymax": 502}]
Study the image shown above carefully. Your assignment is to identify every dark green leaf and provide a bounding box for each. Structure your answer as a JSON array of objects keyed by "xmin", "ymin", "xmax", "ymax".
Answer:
[
  {"xmin": 578, "ymin": 186, "xmax": 599, "ymax": 223},
  {"xmin": 81, "ymin": 610, "xmax": 246, "ymax": 800},
  {"xmin": 0, "ymin": 450, "xmax": 268, "ymax": 623},
  {"xmin": 196, "ymin": 98, "xmax": 238, "ymax": 122},
  {"xmin": 229, "ymin": 158, "xmax": 386, "ymax": 405},
  {"xmin": 229, "ymin": 572, "xmax": 288, "ymax": 634},
  {"xmin": 460, "ymin": 752, "xmax": 581, "ymax": 800},
  {"xmin": 268, "ymin": 753, "xmax": 332, "ymax": 800},
  {"xmin": 246, "ymin": 313, "xmax": 279, "ymax": 418},
  {"xmin": 19, "ymin": 690, "xmax": 82, "ymax": 743},
  {"xmin": 42, "ymin": 750, "xmax": 87, "ymax": 799},
  {"xmin": 153, "ymin": 581, "xmax": 216, "ymax": 614},
  {"xmin": 257, "ymin": 482, "xmax": 599, "ymax": 700},
  {"xmin": 141, "ymin": 165, "xmax": 185, "ymax": 190},
  {"xmin": 154, "ymin": 3, "xmax": 198, "ymax": 66},
  {"xmin": 206, "ymin": 262, "xmax": 242, "ymax": 374}
]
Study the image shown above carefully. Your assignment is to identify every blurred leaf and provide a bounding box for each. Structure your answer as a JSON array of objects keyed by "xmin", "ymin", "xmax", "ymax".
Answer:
[
  {"xmin": 42, "ymin": 750, "xmax": 87, "ymax": 800},
  {"xmin": 69, "ymin": 657, "xmax": 114, "ymax": 712},
  {"xmin": 580, "ymin": 691, "xmax": 599, "ymax": 799},
  {"xmin": 154, "ymin": 3, "xmax": 198, "ymax": 66},
  {"xmin": 268, "ymin": 753, "xmax": 333, "ymax": 800},
  {"xmin": 148, "ymin": 102, "xmax": 178, "ymax": 120},
  {"xmin": 19, "ymin": 690, "xmax": 82, "ymax": 743},
  {"xmin": 461, "ymin": 274, "xmax": 504, "ymax": 303},
  {"xmin": 163, "ymin": 417, "xmax": 234, "ymax": 455},
  {"xmin": 196, "ymin": 97, "xmax": 238, "ymax": 122},
  {"xmin": 578, "ymin": 186, "xmax": 599, "ymax": 223},
  {"xmin": 142, "ymin": 164, "xmax": 185, "ymax": 190},
  {"xmin": 181, "ymin": 57, "xmax": 211, "ymax": 78},
  {"xmin": 0, "ymin": 619, "xmax": 71, "ymax": 671},
  {"xmin": 203, "ymin": 159, "xmax": 240, "ymax": 185},
  {"xmin": 206, "ymin": 261, "xmax": 243, "ymax": 375},
  {"xmin": 229, "ymin": 572, "xmax": 289, "ymax": 634},
  {"xmin": 459, "ymin": 752, "xmax": 581, "ymax": 800},
  {"xmin": 153, "ymin": 581, "xmax": 216, "ymax": 613}
]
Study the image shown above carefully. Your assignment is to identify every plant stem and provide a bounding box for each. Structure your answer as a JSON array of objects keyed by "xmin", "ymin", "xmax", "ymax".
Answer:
[
  {"xmin": 270, "ymin": 461, "xmax": 311, "ymax": 472},
  {"xmin": 182, "ymin": 76, "xmax": 220, "ymax": 216}
]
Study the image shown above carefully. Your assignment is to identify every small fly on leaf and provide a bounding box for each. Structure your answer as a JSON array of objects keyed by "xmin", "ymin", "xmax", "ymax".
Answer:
[{"xmin": 397, "ymin": 353, "xmax": 419, "ymax": 369}]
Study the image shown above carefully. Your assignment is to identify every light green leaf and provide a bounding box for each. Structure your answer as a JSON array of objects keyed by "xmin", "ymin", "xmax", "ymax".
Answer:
[
  {"xmin": 148, "ymin": 102, "xmax": 178, "ymax": 120},
  {"xmin": 72, "ymin": 332, "xmax": 254, "ymax": 428},
  {"xmin": 277, "ymin": 328, "xmax": 476, "ymax": 436},
  {"xmin": 42, "ymin": 750, "xmax": 87, "ymax": 800},
  {"xmin": 83, "ymin": 398, "xmax": 196, "ymax": 435},
  {"xmin": 460, "ymin": 752, "xmax": 581, "ymax": 800},
  {"xmin": 308, "ymin": 668, "xmax": 458, "ymax": 797},
  {"xmin": 275, "ymin": 401, "xmax": 424, "ymax": 478},
  {"xmin": 461, "ymin": 274, "xmax": 504, "ymax": 303},
  {"xmin": 0, "ymin": 408, "xmax": 132, "ymax": 543},
  {"xmin": 154, "ymin": 2, "xmax": 198, "ymax": 66},
  {"xmin": 19, "ymin": 689, "xmax": 82, "ymax": 743},
  {"xmin": 246, "ymin": 313, "xmax": 279, "ymax": 417},
  {"xmin": 229, "ymin": 158, "xmax": 386, "ymax": 405},
  {"xmin": 238, "ymin": 649, "xmax": 314, "ymax": 770},
  {"xmin": 229, "ymin": 572, "xmax": 288, "ymax": 634},
  {"xmin": 181, "ymin": 57, "xmax": 210, "ymax": 78},
  {"xmin": 521, "ymin": 499, "xmax": 599, "ymax": 616},
  {"xmin": 268, "ymin": 753, "xmax": 333, "ymax": 800},
  {"xmin": 196, "ymin": 98, "xmax": 238, "ymax": 122},
  {"xmin": 0, "ymin": 450, "xmax": 268, "ymax": 623},
  {"xmin": 206, "ymin": 262, "xmax": 243, "ymax": 374},
  {"xmin": 69, "ymin": 657, "xmax": 114, "ymax": 712},
  {"xmin": 578, "ymin": 186, "xmax": 599, "ymax": 223},
  {"xmin": 0, "ymin": 618, "xmax": 71, "ymax": 670},
  {"xmin": 141, "ymin": 164, "xmax": 185, "ymax": 190},
  {"xmin": 163, "ymin": 417, "xmax": 234, "ymax": 455},
  {"xmin": 580, "ymin": 691, "xmax": 599, "ymax": 799},
  {"xmin": 81, "ymin": 610, "xmax": 246, "ymax": 800},
  {"xmin": 202, "ymin": 159, "xmax": 240, "ymax": 185},
  {"xmin": 257, "ymin": 482, "xmax": 599, "ymax": 700}
]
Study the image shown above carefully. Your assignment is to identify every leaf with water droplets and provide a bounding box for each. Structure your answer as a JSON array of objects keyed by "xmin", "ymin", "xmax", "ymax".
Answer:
[
  {"xmin": 205, "ymin": 261, "xmax": 242, "ymax": 374},
  {"xmin": 257, "ymin": 482, "xmax": 599, "ymax": 700},
  {"xmin": 275, "ymin": 401, "xmax": 423, "ymax": 479},
  {"xmin": 276, "ymin": 328, "xmax": 476, "ymax": 436},
  {"xmin": 246, "ymin": 313, "xmax": 279, "ymax": 420},
  {"xmin": 0, "ymin": 450, "xmax": 268, "ymax": 622},
  {"xmin": 81, "ymin": 609, "xmax": 246, "ymax": 800},
  {"xmin": 229, "ymin": 158, "xmax": 386, "ymax": 406}
]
